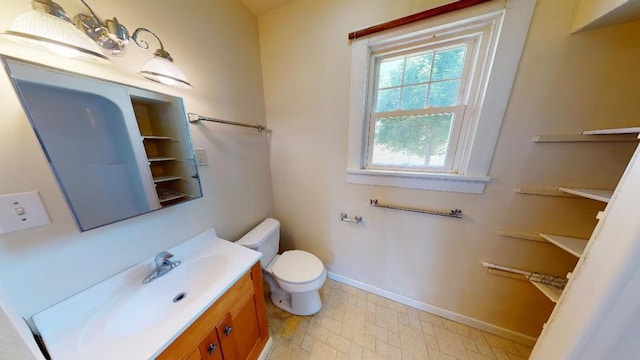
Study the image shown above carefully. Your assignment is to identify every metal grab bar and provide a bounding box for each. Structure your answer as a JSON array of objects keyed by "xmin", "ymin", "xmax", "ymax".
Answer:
[
  {"xmin": 369, "ymin": 199, "xmax": 462, "ymax": 219},
  {"xmin": 340, "ymin": 213, "xmax": 362, "ymax": 223},
  {"xmin": 188, "ymin": 113, "xmax": 266, "ymax": 132}
]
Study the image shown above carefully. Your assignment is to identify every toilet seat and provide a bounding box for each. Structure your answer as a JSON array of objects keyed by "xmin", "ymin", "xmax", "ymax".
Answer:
[
  {"xmin": 272, "ymin": 250, "xmax": 324, "ymax": 284},
  {"xmin": 268, "ymin": 250, "xmax": 327, "ymax": 293}
]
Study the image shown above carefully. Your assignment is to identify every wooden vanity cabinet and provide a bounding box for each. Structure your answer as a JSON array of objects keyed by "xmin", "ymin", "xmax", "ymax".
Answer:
[{"xmin": 157, "ymin": 263, "xmax": 269, "ymax": 360}]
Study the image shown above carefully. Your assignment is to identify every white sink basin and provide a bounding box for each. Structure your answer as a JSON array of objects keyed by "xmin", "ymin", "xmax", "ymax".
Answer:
[
  {"xmin": 89, "ymin": 254, "xmax": 228, "ymax": 339},
  {"xmin": 32, "ymin": 229, "xmax": 261, "ymax": 360}
]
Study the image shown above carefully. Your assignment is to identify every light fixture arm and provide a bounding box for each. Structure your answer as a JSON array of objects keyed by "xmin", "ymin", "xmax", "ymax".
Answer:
[
  {"xmin": 131, "ymin": 28, "xmax": 173, "ymax": 62},
  {"xmin": 79, "ymin": 0, "xmax": 102, "ymax": 25},
  {"xmin": 33, "ymin": 0, "xmax": 71, "ymax": 22}
]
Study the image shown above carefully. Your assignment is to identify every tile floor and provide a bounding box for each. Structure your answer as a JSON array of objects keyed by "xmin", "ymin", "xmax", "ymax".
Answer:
[{"xmin": 264, "ymin": 279, "xmax": 533, "ymax": 360}]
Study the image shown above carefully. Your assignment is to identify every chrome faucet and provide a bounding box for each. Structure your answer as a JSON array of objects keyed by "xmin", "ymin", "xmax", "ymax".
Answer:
[{"xmin": 142, "ymin": 251, "xmax": 181, "ymax": 284}]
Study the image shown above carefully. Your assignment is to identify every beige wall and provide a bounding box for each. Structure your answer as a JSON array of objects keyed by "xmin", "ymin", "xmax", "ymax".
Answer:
[
  {"xmin": 0, "ymin": 0, "xmax": 273, "ymax": 324},
  {"xmin": 259, "ymin": 0, "xmax": 640, "ymax": 337}
]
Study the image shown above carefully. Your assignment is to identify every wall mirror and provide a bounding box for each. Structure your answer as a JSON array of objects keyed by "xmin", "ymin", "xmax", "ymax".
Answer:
[{"xmin": 2, "ymin": 56, "xmax": 203, "ymax": 231}]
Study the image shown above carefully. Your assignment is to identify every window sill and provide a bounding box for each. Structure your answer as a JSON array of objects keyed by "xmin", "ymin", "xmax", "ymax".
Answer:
[{"xmin": 346, "ymin": 169, "xmax": 490, "ymax": 194}]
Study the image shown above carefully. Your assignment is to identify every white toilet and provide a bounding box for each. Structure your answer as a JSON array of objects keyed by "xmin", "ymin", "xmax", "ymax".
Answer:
[{"xmin": 236, "ymin": 218, "xmax": 327, "ymax": 315}]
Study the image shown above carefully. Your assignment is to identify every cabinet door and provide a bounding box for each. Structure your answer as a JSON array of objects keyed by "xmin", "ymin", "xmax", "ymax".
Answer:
[
  {"xmin": 186, "ymin": 348, "xmax": 203, "ymax": 360},
  {"xmin": 231, "ymin": 290, "xmax": 262, "ymax": 360},
  {"xmin": 198, "ymin": 331, "xmax": 223, "ymax": 360},
  {"xmin": 216, "ymin": 313, "xmax": 239, "ymax": 360}
]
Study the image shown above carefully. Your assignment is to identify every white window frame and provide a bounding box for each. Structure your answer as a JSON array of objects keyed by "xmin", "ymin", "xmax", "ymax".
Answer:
[{"xmin": 346, "ymin": 0, "xmax": 537, "ymax": 194}]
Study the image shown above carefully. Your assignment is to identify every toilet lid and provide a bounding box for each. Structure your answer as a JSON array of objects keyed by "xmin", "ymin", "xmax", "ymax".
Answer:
[{"xmin": 272, "ymin": 250, "xmax": 324, "ymax": 285}]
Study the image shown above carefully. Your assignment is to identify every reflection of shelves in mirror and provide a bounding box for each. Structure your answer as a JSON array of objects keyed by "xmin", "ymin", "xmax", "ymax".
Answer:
[
  {"xmin": 148, "ymin": 156, "xmax": 177, "ymax": 162},
  {"xmin": 539, "ymin": 233, "xmax": 588, "ymax": 257},
  {"xmin": 157, "ymin": 189, "xmax": 190, "ymax": 203},
  {"xmin": 142, "ymin": 135, "xmax": 174, "ymax": 140},
  {"xmin": 131, "ymin": 92, "xmax": 201, "ymax": 210},
  {"xmin": 558, "ymin": 187, "xmax": 613, "ymax": 203},
  {"xmin": 153, "ymin": 175, "xmax": 182, "ymax": 183},
  {"xmin": 530, "ymin": 281, "xmax": 562, "ymax": 303}
]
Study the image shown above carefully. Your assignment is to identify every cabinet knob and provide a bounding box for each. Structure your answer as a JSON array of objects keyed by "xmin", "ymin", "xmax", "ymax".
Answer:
[
  {"xmin": 224, "ymin": 326, "xmax": 233, "ymax": 336},
  {"xmin": 207, "ymin": 343, "xmax": 218, "ymax": 355}
]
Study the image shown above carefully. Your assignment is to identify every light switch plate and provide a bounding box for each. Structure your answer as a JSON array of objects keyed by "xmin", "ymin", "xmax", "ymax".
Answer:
[
  {"xmin": 0, "ymin": 191, "xmax": 50, "ymax": 234},
  {"xmin": 195, "ymin": 148, "xmax": 208, "ymax": 166}
]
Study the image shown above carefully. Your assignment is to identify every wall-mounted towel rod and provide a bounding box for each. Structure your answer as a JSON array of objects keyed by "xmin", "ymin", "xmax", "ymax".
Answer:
[
  {"xmin": 188, "ymin": 112, "xmax": 266, "ymax": 132},
  {"xmin": 369, "ymin": 199, "xmax": 462, "ymax": 219},
  {"xmin": 481, "ymin": 261, "xmax": 567, "ymax": 288}
]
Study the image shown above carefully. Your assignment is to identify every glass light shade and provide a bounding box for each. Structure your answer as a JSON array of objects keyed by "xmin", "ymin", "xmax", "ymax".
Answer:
[
  {"xmin": 5, "ymin": 10, "xmax": 108, "ymax": 61},
  {"xmin": 139, "ymin": 56, "xmax": 192, "ymax": 89}
]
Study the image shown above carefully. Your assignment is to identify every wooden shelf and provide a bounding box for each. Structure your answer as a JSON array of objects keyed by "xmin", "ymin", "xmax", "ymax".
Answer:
[
  {"xmin": 148, "ymin": 156, "xmax": 177, "ymax": 162},
  {"xmin": 535, "ymin": 127, "xmax": 640, "ymax": 142},
  {"xmin": 498, "ymin": 230, "xmax": 546, "ymax": 243},
  {"xmin": 142, "ymin": 135, "xmax": 173, "ymax": 140},
  {"xmin": 157, "ymin": 189, "xmax": 190, "ymax": 202},
  {"xmin": 530, "ymin": 281, "xmax": 562, "ymax": 303},
  {"xmin": 558, "ymin": 187, "xmax": 613, "ymax": 203},
  {"xmin": 516, "ymin": 187, "xmax": 578, "ymax": 197},
  {"xmin": 534, "ymin": 134, "xmax": 639, "ymax": 143},
  {"xmin": 539, "ymin": 233, "xmax": 588, "ymax": 257},
  {"xmin": 582, "ymin": 127, "xmax": 640, "ymax": 135},
  {"xmin": 153, "ymin": 175, "xmax": 182, "ymax": 183},
  {"xmin": 572, "ymin": 0, "xmax": 640, "ymax": 32}
]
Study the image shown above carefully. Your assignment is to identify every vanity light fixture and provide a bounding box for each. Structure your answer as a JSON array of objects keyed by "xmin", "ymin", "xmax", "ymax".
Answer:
[
  {"xmin": 132, "ymin": 28, "xmax": 193, "ymax": 89},
  {"xmin": 4, "ymin": 0, "xmax": 107, "ymax": 60},
  {"xmin": 3, "ymin": 0, "xmax": 192, "ymax": 88}
]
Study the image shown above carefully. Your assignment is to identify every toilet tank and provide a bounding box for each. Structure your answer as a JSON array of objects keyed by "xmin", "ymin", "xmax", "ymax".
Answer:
[{"xmin": 235, "ymin": 218, "xmax": 280, "ymax": 268}]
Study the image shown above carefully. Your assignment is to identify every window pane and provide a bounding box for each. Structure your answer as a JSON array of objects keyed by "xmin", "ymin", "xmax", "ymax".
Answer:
[
  {"xmin": 378, "ymin": 58, "xmax": 404, "ymax": 88},
  {"xmin": 431, "ymin": 46, "xmax": 467, "ymax": 81},
  {"xmin": 376, "ymin": 88, "xmax": 401, "ymax": 112},
  {"xmin": 400, "ymin": 85, "xmax": 427, "ymax": 110},
  {"xmin": 426, "ymin": 80, "xmax": 460, "ymax": 107},
  {"xmin": 371, "ymin": 113, "xmax": 454, "ymax": 168},
  {"xmin": 404, "ymin": 53, "xmax": 432, "ymax": 85}
]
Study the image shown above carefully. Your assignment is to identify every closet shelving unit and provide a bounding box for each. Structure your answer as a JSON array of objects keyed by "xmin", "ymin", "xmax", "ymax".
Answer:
[
  {"xmin": 530, "ymin": 3, "xmax": 640, "ymax": 356},
  {"xmin": 497, "ymin": 127, "xmax": 639, "ymax": 303}
]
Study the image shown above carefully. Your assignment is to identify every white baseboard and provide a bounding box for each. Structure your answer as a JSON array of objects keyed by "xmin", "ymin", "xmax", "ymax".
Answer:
[
  {"xmin": 258, "ymin": 337, "xmax": 273, "ymax": 360},
  {"xmin": 327, "ymin": 272, "xmax": 537, "ymax": 346}
]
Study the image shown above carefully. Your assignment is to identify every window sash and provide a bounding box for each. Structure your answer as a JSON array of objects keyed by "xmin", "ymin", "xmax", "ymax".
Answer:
[
  {"xmin": 365, "ymin": 36, "xmax": 478, "ymax": 173},
  {"xmin": 365, "ymin": 105, "xmax": 466, "ymax": 172},
  {"xmin": 372, "ymin": 38, "xmax": 477, "ymax": 111}
]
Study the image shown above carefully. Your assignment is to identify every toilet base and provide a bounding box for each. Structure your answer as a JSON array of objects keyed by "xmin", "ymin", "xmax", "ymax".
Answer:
[{"xmin": 271, "ymin": 290, "xmax": 322, "ymax": 316}]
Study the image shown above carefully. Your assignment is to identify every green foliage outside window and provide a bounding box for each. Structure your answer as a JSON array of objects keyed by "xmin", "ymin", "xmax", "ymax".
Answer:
[{"xmin": 374, "ymin": 114, "xmax": 453, "ymax": 166}]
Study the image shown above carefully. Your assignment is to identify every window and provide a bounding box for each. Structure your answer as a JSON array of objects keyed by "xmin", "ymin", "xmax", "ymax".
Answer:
[
  {"xmin": 347, "ymin": 0, "xmax": 537, "ymax": 193},
  {"xmin": 369, "ymin": 40, "xmax": 473, "ymax": 172}
]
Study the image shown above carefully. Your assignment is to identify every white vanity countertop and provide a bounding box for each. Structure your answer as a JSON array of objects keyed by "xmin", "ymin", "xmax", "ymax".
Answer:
[{"xmin": 31, "ymin": 229, "xmax": 261, "ymax": 360}]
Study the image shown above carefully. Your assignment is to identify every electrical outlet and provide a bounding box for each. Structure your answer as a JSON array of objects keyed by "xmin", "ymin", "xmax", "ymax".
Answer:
[{"xmin": 195, "ymin": 148, "xmax": 208, "ymax": 166}]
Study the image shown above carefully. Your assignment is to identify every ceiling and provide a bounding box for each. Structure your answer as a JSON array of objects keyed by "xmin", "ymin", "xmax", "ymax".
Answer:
[{"xmin": 241, "ymin": 0, "xmax": 296, "ymax": 15}]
